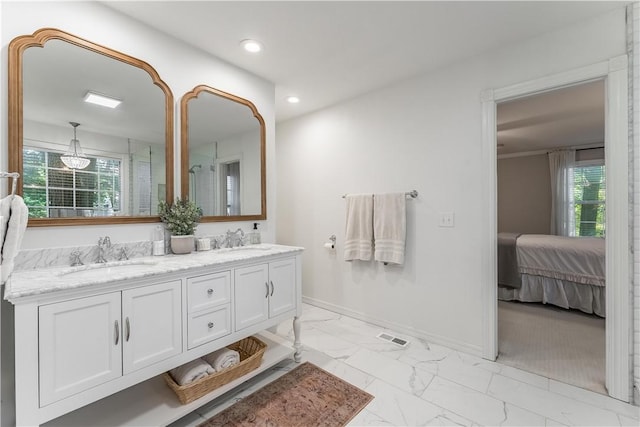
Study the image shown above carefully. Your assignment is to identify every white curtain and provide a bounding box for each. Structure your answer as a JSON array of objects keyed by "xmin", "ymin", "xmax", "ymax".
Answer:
[{"xmin": 548, "ymin": 149, "xmax": 576, "ymax": 236}]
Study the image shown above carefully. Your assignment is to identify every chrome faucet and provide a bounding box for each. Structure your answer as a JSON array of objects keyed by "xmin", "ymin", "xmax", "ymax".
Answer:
[
  {"xmin": 70, "ymin": 250, "xmax": 83, "ymax": 267},
  {"xmin": 97, "ymin": 236, "xmax": 111, "ymax": 263},
  {"xmin": 225, "ymin": 229, "xmax": 245, "ymax": 248},
  {"xmin": 117, "ymin": 247, "xmax": 129, "ymax": 261}
]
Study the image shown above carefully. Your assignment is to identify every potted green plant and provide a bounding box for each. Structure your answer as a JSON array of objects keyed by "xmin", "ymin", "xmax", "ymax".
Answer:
[{"xmin": 158, "ymin": 198, "xmax": 203, "ymax": 254}]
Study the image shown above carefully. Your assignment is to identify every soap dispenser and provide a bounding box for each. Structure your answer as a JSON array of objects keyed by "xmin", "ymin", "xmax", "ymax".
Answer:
[
  {"xmin": 250, "ymin": 223, "xmax": 261, "ymax": 244},
  {"xmin": 152, "ymin": 225, "xmax": 165, "ymax": 256}
]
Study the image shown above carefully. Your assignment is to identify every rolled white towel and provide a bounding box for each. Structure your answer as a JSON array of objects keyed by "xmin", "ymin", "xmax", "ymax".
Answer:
[
  {"xmin": 169, "ymin": 358, "xmax": 215, "ymax": 386},
  {"xmin": 203, "ymin": 347, "xmax": 240, "ymax": 371}
]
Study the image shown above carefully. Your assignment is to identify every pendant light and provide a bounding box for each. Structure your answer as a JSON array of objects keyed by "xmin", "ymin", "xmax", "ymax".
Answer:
[{"xmin": 61, "ymin": 122, "xmax": 90, "ymax": 169}]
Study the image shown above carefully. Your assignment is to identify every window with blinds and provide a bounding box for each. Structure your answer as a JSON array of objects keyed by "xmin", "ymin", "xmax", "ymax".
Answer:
[
  {"xmin": 23, "ymin": 148, "xmax": 121, "ymax": 218},
  {"xmin": 572, "ymin": 161, "xmax": 605, "ymax": 237}
]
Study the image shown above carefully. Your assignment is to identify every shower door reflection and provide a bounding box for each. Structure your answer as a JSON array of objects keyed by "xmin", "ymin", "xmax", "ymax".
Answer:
[{"xmin": 188, "ymin": 151, "xmax": 242, "ymax": 217}]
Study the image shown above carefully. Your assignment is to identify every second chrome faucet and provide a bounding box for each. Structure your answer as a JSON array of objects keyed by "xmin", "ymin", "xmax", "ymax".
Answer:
[{"xmin": 97, "ymin": 236, "xmax": 111, "ymax": 263}]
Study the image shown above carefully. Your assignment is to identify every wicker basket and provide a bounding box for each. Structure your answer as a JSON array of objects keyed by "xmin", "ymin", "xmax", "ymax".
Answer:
[{"xmin": 164, "ymin": 336, "xmax": 267, "ymax": 404}]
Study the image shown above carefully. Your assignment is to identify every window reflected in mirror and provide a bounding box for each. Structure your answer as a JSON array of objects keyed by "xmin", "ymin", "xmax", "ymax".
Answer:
[
  {"xmin": 23, "ymin": 148, "xmax": 122, "ymax": 218},
  {"xmin": 22, "ymin": 134, "xmax": 165, "ymax": 219}
]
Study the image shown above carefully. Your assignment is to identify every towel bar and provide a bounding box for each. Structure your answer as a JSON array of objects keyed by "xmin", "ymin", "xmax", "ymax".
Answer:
[{"xmin": 342, "ymin": 190, "xmax": 418, "ymax": 199}]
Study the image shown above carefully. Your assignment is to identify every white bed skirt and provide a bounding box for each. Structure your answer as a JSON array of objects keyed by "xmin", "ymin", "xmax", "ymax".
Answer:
[{"xmin": 498, "ymin": 273, "xmax": 605, "ymax": 317}]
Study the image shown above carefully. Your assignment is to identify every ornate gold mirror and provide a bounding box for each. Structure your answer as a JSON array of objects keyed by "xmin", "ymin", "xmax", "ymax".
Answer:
[
  {"xmin": 181, "ymin": 85, "xmax": 266, "ymax": 221},
  {"xmin": 8, "ymin": 28, "xmax": 173, "ymax": 226}
]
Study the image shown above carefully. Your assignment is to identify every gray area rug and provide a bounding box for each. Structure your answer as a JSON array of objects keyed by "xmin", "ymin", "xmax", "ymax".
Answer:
[{"xmin": 498, "ymin": 300, "xmax": 605, "ymax": 394}]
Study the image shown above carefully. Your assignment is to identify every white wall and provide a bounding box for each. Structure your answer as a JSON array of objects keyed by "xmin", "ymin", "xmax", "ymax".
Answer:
[
  {"xmin": 631, "ymin": 1, "xmax": 639, "ymax": 406},
  {"xmin": 0, "ymin": 1, "xmax": 276, "ymax": 248},
  {"xmin": 497, "ymin": 154, "xmax": 551, "ymax": 234},
  {"xmin": 276, "ymin": 7, "xmax": 628, "ymax": 354}
]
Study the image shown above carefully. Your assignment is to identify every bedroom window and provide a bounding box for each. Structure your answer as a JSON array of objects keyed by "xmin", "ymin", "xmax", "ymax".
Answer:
[
  {"xmin": 23, "ymin": 148, "xmax": 122, "ymax": 218},
  {"xmin": 572, "ymin": 161, "xmax": 605, "ymax": 237}
]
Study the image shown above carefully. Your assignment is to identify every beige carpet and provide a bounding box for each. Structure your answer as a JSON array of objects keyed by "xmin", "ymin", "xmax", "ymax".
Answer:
[
  {"xmin": 198, "ymin": 362, "xmax": 373, "ymax": 427},
  {"xmin": 498, "ymin": 300, "xmax": 606, "ymax": 394}
]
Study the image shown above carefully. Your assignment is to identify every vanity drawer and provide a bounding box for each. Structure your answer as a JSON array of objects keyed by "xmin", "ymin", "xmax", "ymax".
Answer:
[
  {"xmin": 187, "ymin": 271, "xmax": 231, "ymax": 313},
  {"xmin": 187, "ymin": 305, "xmax": 231, "ymax": 349}
]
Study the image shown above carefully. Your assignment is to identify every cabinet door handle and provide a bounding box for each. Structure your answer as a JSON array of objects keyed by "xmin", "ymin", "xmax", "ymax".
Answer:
[
  {"xmin": 114, "ymin": 320, "xmax": 119, "ymax": 345},
  {"xmin": 270, "ymin": 281, "xmax": 274, "ymax": 297},
  {"xmin": 207, "ymin": 288, "xmax": 214, "ymax": 295},
  {"xmin": 125, "ymin": 317, "xmax": 131, "ymax": 342},
  {"xmin": 208, "ymin": 322, "xmax": 214, "ymax": 329},
  {"xmin": 265, "ymin": 282, "xmax": 269, "ymax": 298}
]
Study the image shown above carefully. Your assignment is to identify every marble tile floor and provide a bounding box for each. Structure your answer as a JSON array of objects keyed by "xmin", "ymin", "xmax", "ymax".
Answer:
[{"xmin": 172, "ymin": 303, "xmax": 639, "ymax": 427}]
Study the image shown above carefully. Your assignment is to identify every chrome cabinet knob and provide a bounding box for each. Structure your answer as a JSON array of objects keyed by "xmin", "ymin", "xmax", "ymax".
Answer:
[
  {"xmin": 207, "ymin": 288, "xmax": 213, "ymax": 295},
  {"xmin": 208, "ymin": 322, "xmax": 214, "ymax": 329}
]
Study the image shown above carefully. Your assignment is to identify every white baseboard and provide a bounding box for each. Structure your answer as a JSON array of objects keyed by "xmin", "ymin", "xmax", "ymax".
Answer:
[{"xmin": 302, "ymin": 296, "xmax": 483, "ymax": 357}]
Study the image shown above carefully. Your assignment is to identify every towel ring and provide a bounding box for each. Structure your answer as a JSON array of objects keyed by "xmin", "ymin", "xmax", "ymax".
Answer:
[{"xmin": 0, "ymin": 172, "xmax": 20, "ymax": 197}]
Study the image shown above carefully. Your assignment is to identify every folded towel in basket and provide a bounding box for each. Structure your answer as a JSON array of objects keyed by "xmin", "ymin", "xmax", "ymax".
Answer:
[
  {"xmin": 169, "ymin": 358, "xmax": 215, "ymax": 386},
  {"xmin": 203, "ymin": 347, "xmax": 240, "ymax": 371}
]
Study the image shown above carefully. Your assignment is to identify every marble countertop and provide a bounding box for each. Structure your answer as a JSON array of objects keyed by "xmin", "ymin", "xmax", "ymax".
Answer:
[{"xmin": 5, "ymin": 243, "xmax": 303, "ymax": 302}]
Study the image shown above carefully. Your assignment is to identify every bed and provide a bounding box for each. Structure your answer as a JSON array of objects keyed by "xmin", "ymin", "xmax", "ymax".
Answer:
[{"xmin": 497, "ymin": 233, "xmax": 606, "ymax": 317}]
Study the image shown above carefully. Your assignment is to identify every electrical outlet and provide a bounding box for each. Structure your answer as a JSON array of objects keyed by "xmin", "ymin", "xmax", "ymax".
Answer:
[{"xmin": 438, "ymin": 212, "xmax": 455, "ymax": 228}]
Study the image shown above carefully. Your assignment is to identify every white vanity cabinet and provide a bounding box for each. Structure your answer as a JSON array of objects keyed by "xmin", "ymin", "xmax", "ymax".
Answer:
[
  {"xmin": 268, "ymin": 258, "xmax": 297, "ymax": 317},
  {"xmin": 38, "ymin": 292, "xmax": 122, "ymax": 406},
  {"xmin": 121, "ymin": 281, "xmax": 182, "ymax": 373},
  {"xmin": 186, "ymin": 271, "xmax": 232, "ymax": 349},
  {"xmin": 38, "ymin": 280, "xmax": 182, "ymax": 406},
  {"xmin": 6, "ymin": 245, "xmax": 303, "ymax": 427},
  {"xmin": 234, "ymin": 258, "xmax": 296, "ymax": 331}
]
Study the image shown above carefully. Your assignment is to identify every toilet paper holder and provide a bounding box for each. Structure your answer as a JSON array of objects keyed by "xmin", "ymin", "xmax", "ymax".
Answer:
[{"xmin": 325, "ymin": 234, "xmax": 337, "ymax": 249}]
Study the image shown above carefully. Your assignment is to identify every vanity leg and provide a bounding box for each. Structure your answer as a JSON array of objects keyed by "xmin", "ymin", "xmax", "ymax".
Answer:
[{"xmin": 293, "ymin": 316, "xmax": 302, "ymax": 362}]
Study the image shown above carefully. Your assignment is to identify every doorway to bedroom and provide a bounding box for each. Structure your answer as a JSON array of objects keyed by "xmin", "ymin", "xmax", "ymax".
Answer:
[
  {"xmin": 481, "ymin": 57, "xmax": 630, "ymax": 402},
  {"xmin": 495, "ymin": 81, "xmax": 607, "ymax": 394}
]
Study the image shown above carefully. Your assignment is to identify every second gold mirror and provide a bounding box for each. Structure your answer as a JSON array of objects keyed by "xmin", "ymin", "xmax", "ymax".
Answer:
[{"xmin": 181, "ymin": 85, "xmax": 266, "ymax": 221}]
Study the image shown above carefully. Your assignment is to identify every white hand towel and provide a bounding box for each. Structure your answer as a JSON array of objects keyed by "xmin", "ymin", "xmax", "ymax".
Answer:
[
  {"xmin": 203, "ymin": 347, "xmax": 240, "ymax": 371},
  {"xmin": 1, "ymin": 195, "xmax": 29, "ymax": 284},
  {"xmin": 344, "ymin": 194, "xmax": 374, "ymax": 261},
  {"xmin": 0, "ymin": 196, "xmax": 10, "ymax": 248},
  {"xmin": 373, "ymin": 193, "xmax": 406, "ymax": 265},
  {"xmin": 169, "ymin": 358, "xmax": 215, "ymax": 386}
]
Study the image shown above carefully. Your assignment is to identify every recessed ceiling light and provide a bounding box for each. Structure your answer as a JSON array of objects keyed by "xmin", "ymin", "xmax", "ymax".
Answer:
[
  {"xmin": 241, "ymin": 39, "xmax": 263, "ymax": 53},
  {"xmin": 84, "ymin": 91, "xmax": 121, "ymax": 109},
  {"xmin": 286, "ymin": 96, "xmax": 300, "ymax": 104}
]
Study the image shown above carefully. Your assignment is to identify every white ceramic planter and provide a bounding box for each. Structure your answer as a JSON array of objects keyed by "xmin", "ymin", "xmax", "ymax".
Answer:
[{"xmin": 170, "ymin": 235, "xmax": 195, "ymax": 254}]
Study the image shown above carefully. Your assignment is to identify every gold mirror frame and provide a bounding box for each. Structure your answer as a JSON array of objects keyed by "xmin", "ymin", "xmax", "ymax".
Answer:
[
  {"xmin": 181, "ymin": 85, "xmax": 266, "ymax": 222},
  {"xmin": 8, "ymin": 28, "xmax": 174, "ymax": 226}
]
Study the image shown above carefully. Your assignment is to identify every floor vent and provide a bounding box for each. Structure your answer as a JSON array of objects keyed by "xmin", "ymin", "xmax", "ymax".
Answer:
[{"xmin": 376, "ymin": 332, "xmax": 409, "ymax": 348}]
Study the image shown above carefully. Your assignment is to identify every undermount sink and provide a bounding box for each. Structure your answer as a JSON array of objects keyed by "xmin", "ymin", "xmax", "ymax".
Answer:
[
  {"xmin": 229, "ymin": 245, "xmax": 271, "ymax": 251},
  {"xmin": 214, "ymin": 245, "xmax": 273, "ymax": 255},
  {"xmin": 59, "ymin": 259, "xmax": 158, "ymax": 277}
]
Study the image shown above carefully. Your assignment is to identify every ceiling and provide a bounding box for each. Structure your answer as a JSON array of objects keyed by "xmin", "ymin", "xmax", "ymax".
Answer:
[
  {"xmin": 497, "ymin": 79, "xmax": 605, "ymax": 155},
  {"xmin": 23, "ymin": 38, "xmax": 166, "ymax": 144},
  {"xmin": 102, "ymin": 1, "xmax": 625, "ymax": 125}
]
